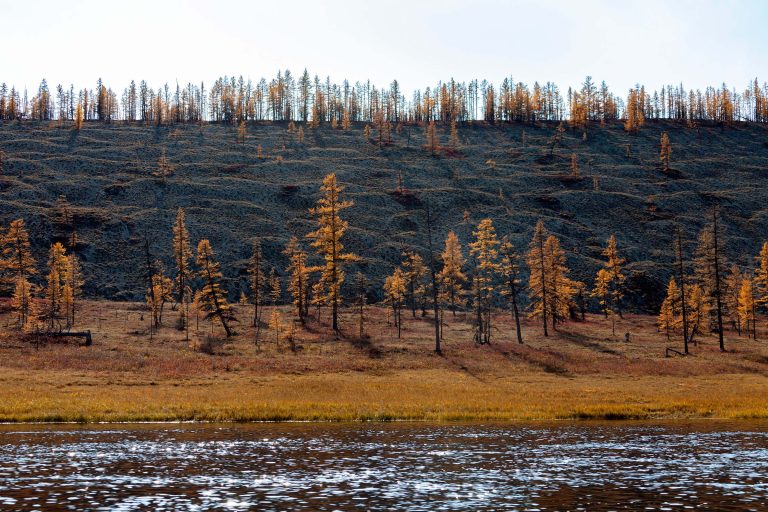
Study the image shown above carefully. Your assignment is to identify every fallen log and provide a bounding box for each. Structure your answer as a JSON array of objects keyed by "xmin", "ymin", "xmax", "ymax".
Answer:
[
  {"xmin": 665, "ymin": 347, "xmax": 684, "ymax": 357},
  {"xmin": 41, "ymin": 330, "xmax": 93, "ymax": 346}
]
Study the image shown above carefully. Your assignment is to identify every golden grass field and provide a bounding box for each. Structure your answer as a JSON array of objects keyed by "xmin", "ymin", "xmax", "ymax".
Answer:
[{"xmin": 1, "ymin": 300, "xmax": 767, "ymax": 423}]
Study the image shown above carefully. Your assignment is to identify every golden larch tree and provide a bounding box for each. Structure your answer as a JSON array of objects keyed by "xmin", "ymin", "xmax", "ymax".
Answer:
[
  {"xmin": 660, "ymin": 131, "xmax": 672, "ymax": 172},
  {"xmin": 248, "ymin": 239, "xmax": 265, "ymax": 327},
  {"xmin": 658, "ymin": 277, "xmax": 681, "ymax": 339},
  {"xmin": 592, "ymin": 235, "xmax": 626, "ymax": 318},
  {"xmin": 543, "ymin": 235, "xmax": 577, "ymax": 330},
  {"xmin": 384, "ymin": 266, "xmax": 407, "ymax": 338},
  {"xmin": 172, "ymin": 208, "xmax": 193, "ymax": 329},
  {"xmin": 306, "ymin": 173, "xmax": 357, "ymax": 332},
  {"xmin": 437, "ymin": 231, "xmax": 466, "ymax": 317},
  {"xmin": 196, "ymin": 239, "xmax": 236, "ymax": 337},
  {"xmin": 527, "ymin": 220, "xmax": 550, "ymax": 336},
  {"xmin": 283, "ymin": 236, "xmax": 309, "ymax": 322},
  {"xmin": 11, "ymin": 276, "xmax": 36, "ymax": 331},
  {"xmin": 469, "ymin": 218, "xmax": 500, "ymax": 344},
  {"xmin": 2, "ymin": 219, "xmax": 37, "ymax": 290},
  {"xmin": 738, "ymin": 276, "xmax": 757, "ymax": 339}
]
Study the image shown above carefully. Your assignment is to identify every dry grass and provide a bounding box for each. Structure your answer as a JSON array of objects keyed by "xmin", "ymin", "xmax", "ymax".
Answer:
[{"xmin": 1, "ymin": 300, "xmax": 767, "ymax": 423}]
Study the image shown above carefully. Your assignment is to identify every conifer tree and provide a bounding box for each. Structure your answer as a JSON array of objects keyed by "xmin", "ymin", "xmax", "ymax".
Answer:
[
  {"xmin": 425, "ymin": 121, "xmax": 438, "ymax": 155},
  {"xmin": 74, "ymin": 102, "xmax": 83, "ymax": 130},
  {"xmin": 11, "ymin": 276, "xmax": 35, "ymax": 331},
  {"xmin": 543, "ymin": 235, "xmax": 577, "ymax": 330},
  {"xmin": 384, "ymin": 267, "xmax": 406, "ymax": 338},
  {"xmin": 268, "ymin": 268, "xmax": 280, "ymax": 305},
  {"xmin": 43, "ymin": 243, "xmax": 68, "ymax": 330},
  {"xmin": 500, "ymin": 236, "xmax": 524, "ymax": 344},
  {"xmin": 307, "ymin": 173, "xmax": 358, "ymax": 332},
  {"xmin": 297, "ymin": 125, "xmax": 305, "ymax": 143},
  {"xmin": 1, "ymin": 219, "xmax": 36, "ymax": 290},
  {"xmin": 437, "ymin": 231, "xmax": 466, "ymax": 317},
  {"xmin": 527, "ymin": 220, "xmax": 550, "ymax": 336},
  {"xmin": 147, "ymin": 269, "xmax": 173, "ymax": 328},
  {"xmin": 660, "ymin": 131, "xmax": 672, "ymax": 172},
  {"xmin": 693, "ymin": 209, "xmax": 726, "ymax": 351},
  {"xmin": 449, "ymin": 120, "xmax": 459, "ymax": 149},
  {"xmin": 592, "ymin": 235, "xmax": 626, "ymax": 318},
  {"xmin": 687, "ymin": 284, "xmax": 710, "ymax": 344},
  {"xmin": 724, "ymin": 264, "xmax": 744, "ymax": 334},
  {"xmin": 401, "ymin": 250, "xmax": 428, "ymax": 318},
  {"xmin": 658, "ymin": 278, "xmax": 681, "ymax": 339},
  {"xmin": 237, "ymin": 120, "xmax": 246, "ymax": 143},
  {"xmin": 63, "ymin": 253, "xmax": 83, "ymax": 327},
  {"xmin": 675, "ymin": 226, "xmax": 691, "ymax": 354},
  {"xmin": 754, "ymin": 241, "xmax": 768, "ymax": 309},
  {"xmin": 196, "ymin": 239, "xmax": 235, "ymax": 337},
  {"xmin": 738, "ymin": 277, "xmax": 757, "ymax": 339},
  {"xmin": 172, "ymin": 208, "xmax": 192, "ymax": 328},
  {"xmin": 248, "ymin": 239, "xmax": 265, "ymax": 327},
  {"xmin": 283, "ymin": 237, "xmax": 308, "ymax": 322},
  {"xmin": 269, "ymin": 309, "xmax": 284, "ymax": 346},
  {"xmin": 354, "ymin": 272, "xmax": 367, "ymax": 339},
  {"xmin": 469, "ymin": 218, "xmax": 500, "ymax": 344}
]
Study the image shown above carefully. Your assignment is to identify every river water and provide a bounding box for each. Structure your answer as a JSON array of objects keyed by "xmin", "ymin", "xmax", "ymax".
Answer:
[{"xmin": 1, "ymin": 422, "xmax": 767, "ymax": 511}]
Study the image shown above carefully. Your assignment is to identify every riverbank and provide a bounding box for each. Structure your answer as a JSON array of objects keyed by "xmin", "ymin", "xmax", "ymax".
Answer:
[{"xmin": 1, "ymin": 301, "xmax": 767, "ymax": 423}]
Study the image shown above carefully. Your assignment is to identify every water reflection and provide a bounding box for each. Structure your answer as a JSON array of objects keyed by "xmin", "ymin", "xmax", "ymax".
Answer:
[{"xmin": 1, "ymin": 422, "xmax": 767, "ymax": 510}]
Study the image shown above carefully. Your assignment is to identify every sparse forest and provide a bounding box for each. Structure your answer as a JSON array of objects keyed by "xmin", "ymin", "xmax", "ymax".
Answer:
[
  {"xmin": 2, "ymin": 73, "xmax": 768, "ymax": 126},
  {"xmin": 2, "ymin": 73, "xmax": 768, "ymax": 395}
]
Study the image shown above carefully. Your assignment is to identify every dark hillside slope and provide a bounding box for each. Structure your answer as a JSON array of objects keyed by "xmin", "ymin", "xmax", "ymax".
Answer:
[{"xmin": 1, "ymin": 120, "xmax": 767, "ymax": 307}]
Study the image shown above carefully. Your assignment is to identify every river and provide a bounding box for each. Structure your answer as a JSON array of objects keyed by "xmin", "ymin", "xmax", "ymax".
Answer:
[{"xmin": 1, "ymin": 421, "xmax": 767, "ymax": 510}]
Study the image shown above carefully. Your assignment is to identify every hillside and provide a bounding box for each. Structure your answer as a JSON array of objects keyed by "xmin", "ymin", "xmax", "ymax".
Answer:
[{"xmin": 1, "ymin": 120, "xmax": 767, "ymax": 307}]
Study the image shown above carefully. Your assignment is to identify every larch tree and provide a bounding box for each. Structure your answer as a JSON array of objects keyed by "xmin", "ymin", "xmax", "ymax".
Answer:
[
  {"xmin": 172, "ymin": 208, "xmax": 193, "ymax": 330},
  {"xmin": 693, "ymin": 209, "xmax": 726, "ymax": 351},
  {"xmin": 687, "ymin": 284, "xmax": 710, "ymax": 345},
  {"xmin": 592, "ymin": 235, "xmax": 626, "ymax": 318},
  {"xmin": 62, "ymin": 253, "xmax": 83, "ymax": 327},
  {"xmin": 384, "ymin": 267, "xmax": 407, "ymax": 338},
  {"xmin": 675, "ymin": 226, "xmax": 691, "ymax": 354},
  {"xmin": 469, "ymin": 218, "xmax": 500, "ymax": 344},
  {"xmin": 74, "ymin": 102, "xmax": 83, "ymax": 130},
  {"xmin": 11, "ymin": 275, "xmax": 36, "ymax": 331},
  {"xmin": 437, "ymin": 231, "xmax": 466, "ymax": 317},
  {"xmin": 753, "ymin": 241, "xmax": 768, "ymax": 311},
  {"xmin": 660, "ymin": 131, "xmax": 672, "ymax": 172},
  {"xmin": 543, "ymin": 235, "xmax": 577, "ymax": 330},
  {"xmin": 354, "ymin": 272, "xmax": 367, "ymax": 339},
  {"xmin": 268, "ymin": 268, "xmax": 281, "ymax": 305},
  {"xmin": 449, "ymin": 120, "xmax": 459, "ymax": 149},
  {"xmin": 43, "ymin": 243, "xmax": 68, "ymax": 330},
  {"xmin": 401, "ymin": 250, "xmax": 428, "ymax": 318},
  {"xmin": 1, "ymin": 219, "xmax": 36, "ymax": 291},
  {"xmin": 196, "ymin": 239, "xmax": 235, "ymax": 337},
  {"xmin": 738, "ymin": 276, "xmax": 757, "ymax": 339},
  {"xmin": 425, "ymin": 121, "xmax": 438, "ymax": 155},
  {"xmin": 658, "ymin": 278, "xmax": 681, "ymax": 339},
  {"xmin": 724, "ymin": 264, "xmax": 744, "ymax": 335},
  {"xmin": 147, "ymin": 263, "xmax": 173, "ymax": 329},
  {"xmin": 500, "ymin": 236, "xmax": 524, "ymax": 344},
  {"xmin": 248, "ymin": 239, "xmax": 265, "ymax": 328},
  {"xmin": 527, "ymin": 220, "xmax": 550, "ymax": 336},
  {"xmin": 307, "ymin": 173, "xmax": 357, "ymax": 332},
  {"xmin": 283, "ymin": 237, "xmax": 308, "ymax": 322}
]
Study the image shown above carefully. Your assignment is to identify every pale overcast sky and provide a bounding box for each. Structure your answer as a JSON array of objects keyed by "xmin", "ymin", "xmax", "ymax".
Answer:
[{"xmin": 2, "ymin": 0, "xmax": 766, "ymax": 95}]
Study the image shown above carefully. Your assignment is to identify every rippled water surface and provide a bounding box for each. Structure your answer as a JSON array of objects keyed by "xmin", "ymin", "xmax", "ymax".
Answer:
[{"xmin": 1, "ymin": 421, "xmax": 768, "ymax": 510}]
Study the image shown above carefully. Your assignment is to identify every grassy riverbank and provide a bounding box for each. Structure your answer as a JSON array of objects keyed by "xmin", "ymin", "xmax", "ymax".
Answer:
[{"xmin": 1, "ymin": 301, "xmax": 767, "ymax": 423}]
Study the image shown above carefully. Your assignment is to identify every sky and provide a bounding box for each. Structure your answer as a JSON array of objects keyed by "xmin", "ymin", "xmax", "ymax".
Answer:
[{"xmin": 2, "ymin": 0, "xmax": 767, "ymax": 96}]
